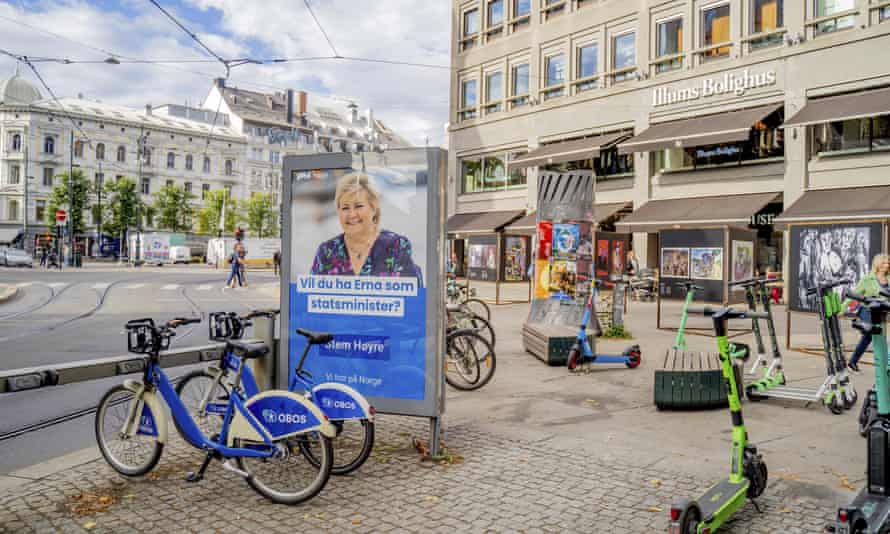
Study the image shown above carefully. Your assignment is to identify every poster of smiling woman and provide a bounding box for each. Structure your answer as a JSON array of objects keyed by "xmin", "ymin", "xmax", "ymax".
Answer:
[{"xmin": 282, "ymin": 149, "xmax": 444, "ymax": 415}]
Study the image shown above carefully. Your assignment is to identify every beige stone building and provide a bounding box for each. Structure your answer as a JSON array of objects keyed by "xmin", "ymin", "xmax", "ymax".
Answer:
[{"xmin": 448, "ymin": 0, "xmax": 890, "ymax": 275}]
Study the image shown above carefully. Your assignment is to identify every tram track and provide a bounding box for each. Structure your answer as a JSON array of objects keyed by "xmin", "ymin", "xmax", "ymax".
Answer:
[{"xmin": 0, "ymin": 281, "xmax": 74, "ymax": 321}]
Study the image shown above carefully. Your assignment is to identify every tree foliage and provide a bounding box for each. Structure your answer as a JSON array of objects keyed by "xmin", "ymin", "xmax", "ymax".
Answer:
[
  {"xmin": 101, "ymin": 176, "xmax": 143, "ymax": 237},
  {"xmin": 152, "ymin": 184, "xmax": 195, "ymax": 232},
  {"xmin": 242, "ymin": 193, "xmax": 278, "ymax": 238},
  {"xmin": 45, "ymin": 169, "xmax": 92, "ymax": 235},
  {"xmin": 196, "ymin": 189, "xmax": 237, "ymax": 235}
]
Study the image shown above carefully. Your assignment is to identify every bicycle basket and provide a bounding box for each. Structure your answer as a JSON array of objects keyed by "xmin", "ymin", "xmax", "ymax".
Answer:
[
  {"xmin": 208, "ymin": 312, "xmax": 232, "ymax": 341},
  {"xmin": 229, "ymin": 313, "xmax": 246, "ymax": 340},
  {"xmin": 127, "ymin": 325, "xmax": 163, "ymax": 354}
]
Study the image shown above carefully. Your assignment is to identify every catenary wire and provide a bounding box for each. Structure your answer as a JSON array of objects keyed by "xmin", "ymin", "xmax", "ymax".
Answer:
[{"xmin": 302, "ymin": 0, "xmax": 340, "ymax": 58}]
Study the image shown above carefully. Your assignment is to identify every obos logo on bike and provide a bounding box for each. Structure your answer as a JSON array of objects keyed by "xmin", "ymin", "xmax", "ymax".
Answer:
[{"xmin": 248, "ymin": 396, "xmax": 320, "ymax": 438}]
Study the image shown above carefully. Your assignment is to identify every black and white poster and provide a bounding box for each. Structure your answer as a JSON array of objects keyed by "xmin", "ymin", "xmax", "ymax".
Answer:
[{"xmin": 790, "ymin": 223, "xmax": 883, "ymax": 312}]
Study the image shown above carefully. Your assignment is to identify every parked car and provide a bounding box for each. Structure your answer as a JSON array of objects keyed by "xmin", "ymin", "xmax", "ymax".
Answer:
[
  {"xmin": 169, "ymin": 246, "xmax": 191, "ymax": 264},
  {"xmin": 2, "ymin": 248, "xmax": 33, "ymax": 267}
]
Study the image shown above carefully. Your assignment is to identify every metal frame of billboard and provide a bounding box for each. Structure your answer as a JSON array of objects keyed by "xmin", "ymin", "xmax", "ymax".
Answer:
[{"xmin": 280, "ymin": 149, "xmax": 446, "ymax": 453}]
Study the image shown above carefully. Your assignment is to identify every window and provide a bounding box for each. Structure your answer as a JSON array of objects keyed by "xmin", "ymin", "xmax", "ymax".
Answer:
[
  {"xmin": 751, "ymin": 0, "xmax": 784, "ymax": 48},
  {"xmin": 35, "ymin": 200, "xmax": 45, "ymax": 222},
  {"xmin": 461, "ymin": 8, "xmax": 480, "ymax": 51},
  {"xmin": 484, "ymin": 71, "xmax": 504, "ymax": 114},
  {"xmin": 543, "ymin": 0, "xmax": 566, "ymax": 21},
  {"xmin": 43, "ymin": 136, "xmax": 54, "ymax": 154},
  {"xmin": 115, "ymin": 145, "xmax": 125, "ymax": 163},
  {"xmin": 185, "ymin": 182, "xmax": 192, "ymax": 193},
  {"xmin": 487, "ymin": 0, "xmax": 504, "ymax": 39},
  {"xmin": 511, "ymin": 0, "xmax": 531, "ymax": 30},
  {"xmin": 543, "ymin": 53, "xmax": 566, "ymax": 99},
  {"xmin": 459, "ymin": 79, "xmax": 478, "ymax": 121},
  {"xmin": 8, "ymin": 199, "xmax": 18, "ymax": 221},
  {"xmin": 11, "ymin": 133, "xmax": 21, "ymax": 151},
  {"xmin": 595, "ymin": 147, "xmax": 634, "ymax": 178},
  {"xmin": 202, "ymin": 183, "xmax": 210, "ymax": 199},
  {"xmin": 9, "ymin": 165, "xmax": 20, "ymax": 185},
  {"xmin": 812, "ymin": 114, "xmax": 890, "ymax": 155},
  {"xmin": 42, "ymin": 167, "xmax": 54, "ymax": 187},
  {"xmin": 575, "ymin": 43, "xmax": 599, "ymax": 92},
  {"xmin": 655, "ymin": 18, "xmax": 683, "ymax": 73},
  {"xmin": 185, "ymin": 154, "xmax": 193, "ymax": 171},
  {"xmin": 225, "ymin": 159, "xmax": 233, "ymax": 176},
  {"xmin": 612, "ymin": 32, "xmax": 636, "ymax": 82},
  {"xmin": 882, "ymin": 6, "xmax": 890, "ymax": 22},
  {"xmin": 702, "ymin": 3, "xmax": 731, "ymax": 59},
  {"xmin": 73, "ymin": 140, "xmax": 84, "ymax": 158},
  {"xmin": 814, "ymin": 0, "xmax": 855, "ymax": 35},
  {"xmin": 166, "ymin": 152, "xmax": 175, "ymax": 169},
  {"xmin": 270, "ymin": 151, "xmax": 281, "ymax": 164},
  {"xmin": 96, "ymin": 143, "xmax": 105, "ymax": 160},
  {"xmin": 510, "ymin": 63, "xmax": 530, "ymax": 108},
  {"xmin": 143, "ymin": 148, "xmax": 152, "ymax": 166},
  {"xmin": 166, "ymin": 179, "xmax": 174, "ymax": 188},
  {"xmin": 460, "ymin": 152, "xmax": 527, "ymax": 194},
  {"xmin": 141, "ymin": 177, "xmax": 150, "ymax": 195},
  {"xmin": 654, "ymin": 110, "xmax": 785, "ymax": 172},
  {"xmin": 203, "ymin": 156, "xmax": 211, "ymax": 173}
]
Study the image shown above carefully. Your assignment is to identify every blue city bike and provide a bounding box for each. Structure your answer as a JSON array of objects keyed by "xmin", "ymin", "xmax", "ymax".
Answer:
[
  {"xmin": 94, "ymin": 317, "xmax": 336, "ymax": 505},
  {"xmin": 175, "ymin": 310, "xmax": 375, "ymax": 475}
]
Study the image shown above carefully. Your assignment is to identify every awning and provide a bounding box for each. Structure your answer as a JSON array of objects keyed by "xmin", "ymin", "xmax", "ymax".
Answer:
[
  {"xmin": 503, "ymin": 211, "xmax": 536, "ymax": 235},
  {"xmin": 774, "ymin": 185, "xmax": 890, "ymax": 224},
  {"xmin": 617, "ymin": 104, "xmax": 782, "ymax": 154},
  {"xmin": 595, "ymin": 202, "xmax": 632, "ymax": 225},
  {"xmin": 447, "ymin": 210, "xmax": 525, "ymax": 235},
  {"xmin": 0, "ymin": 228, "xmax": 22, "ymax": 243},
  {"xmin": 616, "ymin": 192, "xmax": 779, "ymax": 233},
  {"xmin": 510, "ymin": 132, "xmax": 629, "ymax": 169},
  {"xmin": 784, "ymin": 86, "xmax": 890, "ymax": 127}
]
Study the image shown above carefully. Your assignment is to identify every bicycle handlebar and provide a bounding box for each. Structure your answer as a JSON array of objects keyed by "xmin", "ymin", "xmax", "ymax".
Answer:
[
  {"xmin": 244, "ymin": 308, "xmax": 280, "ymax": 319},
  {"xmin": 167, "ymin": 317, "xmax": 201, "ymax": 328}
]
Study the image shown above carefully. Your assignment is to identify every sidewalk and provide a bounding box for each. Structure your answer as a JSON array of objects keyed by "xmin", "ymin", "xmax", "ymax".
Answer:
[{"xmin": 0, "ymin": 298, "xmax": 865, "ymax": 533}]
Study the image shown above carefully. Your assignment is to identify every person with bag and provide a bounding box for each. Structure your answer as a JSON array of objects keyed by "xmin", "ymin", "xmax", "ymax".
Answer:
[
  {"xmin": 224, "ymin": 243, "xmax": 243, "ymax": 289},
  {"xmin": 843, "ymin": 253, "xmax": 890, "ymax": 372}
]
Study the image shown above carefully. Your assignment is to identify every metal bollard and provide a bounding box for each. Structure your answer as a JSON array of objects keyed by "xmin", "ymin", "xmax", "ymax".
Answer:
[{"xmin": 248, "ymin": 315, "xmax": 277, "ymax": 391}]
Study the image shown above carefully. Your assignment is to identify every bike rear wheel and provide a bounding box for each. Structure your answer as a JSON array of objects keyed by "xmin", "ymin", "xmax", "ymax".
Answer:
[
  {"xmin": 237, "ymin": 432, "xmax": 333, "ymax": 505},
  {"xmin": 462, "ymin": 298, "xmax": 490, "ymax": 322},
  {"xmin": 447, "ymin": 330, "xmax": 495, "ymax": 391},
  {"xmin": 95, "ymin": 385, "xmax": 163, "ymax": 477},
  {"xmin": 299, "ymin": 419, "xmax": 375, "ymax": 475},
  {"xmin": 445, "ymin": 331, "xmax": 482, "ymax": 390}
]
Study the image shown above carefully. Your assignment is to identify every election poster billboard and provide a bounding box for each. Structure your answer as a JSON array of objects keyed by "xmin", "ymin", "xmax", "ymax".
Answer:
[{"xmin": 280, "ymin": 149, "xmax": 445, "ymax": 417}]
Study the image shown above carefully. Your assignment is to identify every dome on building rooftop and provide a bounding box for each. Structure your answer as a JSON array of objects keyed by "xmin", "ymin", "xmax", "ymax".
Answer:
[{"xmin": 0, "ymin": 71, "xmax": 42, "ymax": 105}]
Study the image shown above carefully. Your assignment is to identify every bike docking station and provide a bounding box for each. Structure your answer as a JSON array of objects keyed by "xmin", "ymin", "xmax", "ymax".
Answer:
[{"xmin": 280, "ymin": 148, "xmax": 447, "ymax": 456}]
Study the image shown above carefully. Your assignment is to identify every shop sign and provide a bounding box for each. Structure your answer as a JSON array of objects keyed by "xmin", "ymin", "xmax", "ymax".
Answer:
[{"xmin": 652, "ymin": 69, "xmax": 777, "ymax": 107}]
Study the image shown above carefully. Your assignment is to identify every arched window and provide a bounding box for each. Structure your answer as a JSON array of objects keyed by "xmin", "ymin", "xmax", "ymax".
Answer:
[
  {"xmin": 143, "ymin": 148, "xmax": 152, "ymax": 166},
  {"xmin": 225, "ymin": 159, "xmax": 233, "ymax": 176},
  {"xmin": 185, "ymin": 154, "xmax": 193, "ymax": 171},
  {"xmin": 203, "ymin": 156, "xmax": 211, "ymax": 173},
  {"xmin": 43, "ymin": 136, "xmax": 54, "ymax": 154},
  {"xmin": 116, "ymin": 146, "xmax": 126, "ymax": 163},
  {"xmin": 96, "ymin": 143, "xmax": 105, "ymax": 160},
  {"xmin": 11, "ymin": 134, "xmax": 21, "ymax": 151},
  {"xmin": 167, "ymin": 152, "xmax": 175, "ymax": 169},
  {"xmin": 74, "ymin": 140, "xmax": 84, "ymax": 158}
]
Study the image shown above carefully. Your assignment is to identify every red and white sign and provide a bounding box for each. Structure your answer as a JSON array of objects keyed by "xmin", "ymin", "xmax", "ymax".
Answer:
[{"xmin": 55, "ymin": 209, "xmax": 67, "ymax": 222}]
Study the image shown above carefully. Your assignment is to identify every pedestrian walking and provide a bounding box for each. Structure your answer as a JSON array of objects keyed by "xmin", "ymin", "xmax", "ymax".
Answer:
[
  {"xmin": 39, "ymin": 247, "xmax": 48, "ymax": 268},
  {"xmin": 843, "ymin": 253, "xmax": 890, "ymax": 372},
  {"xmin": 239, "ymin": 245, "xmax": 249, "ymax": 288},
  {"xmin": 225, "ymin": 243, "xmax": 243, "ymax": 289},
  {"xmin": 273, "ymin": 249, "xmax": 281, "ymax": 277}
]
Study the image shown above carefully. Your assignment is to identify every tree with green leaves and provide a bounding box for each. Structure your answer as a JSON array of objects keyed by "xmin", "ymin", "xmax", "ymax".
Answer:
[
  {"xmin": 242, "ymin": 192, "xmax": 278, "ymax": 238},
  {"xmin": 101, "ymin": 176, "xmax": 143, "ymax": 237},
  {"xmin": 196, "ymin": 189, "xmax": 238, "ymax": 235},
  {"xmin": 44, "ymin": 169, "xmax": 92, "ymax": 235},
  {"xmin": 152, "ymin": 183, "xmax": 195, "ymax": 232}
]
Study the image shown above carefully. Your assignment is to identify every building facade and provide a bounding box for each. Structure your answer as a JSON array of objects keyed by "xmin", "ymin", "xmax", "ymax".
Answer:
[
  {"xmin": 0, "ymin": 72, "xmax": 246, "ymax": 248},
  {"xmin": 449, "ymin": 0, "xmax": 890, "ymax": 272}
]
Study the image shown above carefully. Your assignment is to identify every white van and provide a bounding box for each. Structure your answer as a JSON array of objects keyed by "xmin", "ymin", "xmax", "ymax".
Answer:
[{"xmin": 169, "ymin": 246, "xmax": 191, "ymax": 264}]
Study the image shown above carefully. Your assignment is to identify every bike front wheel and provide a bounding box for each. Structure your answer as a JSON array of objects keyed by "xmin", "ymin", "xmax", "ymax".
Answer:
[
  {"xmin": 299, "ymin": 419, "xmax": 375, "ymax": 475},
  {"xmin": 447, "ymin": 330, "xmax": 495, "ymax": 391},
  {"xmin": 237, "ymin": 432, "xmax": 333, "ymax": 505},
  {"xmin": 174, "ymin": 370, "xmax": 227, "ymax": 441},
  {"xmin": 462, "ymin": 298, "xmax": 490, "ymax": 322},
  {"xmin": 95, "ymin": 385, "xmax": 164, "ymax": 477},
  {"xmin": 445, "ymin": 330, "xmax": 482, "ymax": 390}
]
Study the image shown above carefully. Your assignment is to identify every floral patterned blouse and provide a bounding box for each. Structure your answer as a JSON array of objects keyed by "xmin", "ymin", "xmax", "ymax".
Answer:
[{"xmin": 311, "ymin": 230, "xmax": 419, "ymax": 278}]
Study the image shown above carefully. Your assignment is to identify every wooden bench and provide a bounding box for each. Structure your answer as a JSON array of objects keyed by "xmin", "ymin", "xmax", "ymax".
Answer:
[
  {"xmin": 653, "ymin": 349, "xmax": 744, "ymax": 410},
  {"xmin": 522, "ymin": 322, "xmax": 594, "ymax": 366}
]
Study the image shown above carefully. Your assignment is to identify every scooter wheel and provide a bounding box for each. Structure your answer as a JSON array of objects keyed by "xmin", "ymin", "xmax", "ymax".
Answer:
[
  {"xmin": 829, "ymin": 395, "xmax": 844, "ymax": 415},
  {"xmin": 676, "ymin": 502, "xmax": 702, "ymax": 534},
  {"xmin": 625, "ymin": 353, "xmax": 641, "ymax": 369},
  {"xmin": 567, "ymin": 348, "xmax": 581, "ymax": 371},
  {"xmin": 745, "ymin": 385, "xmax": 762, "ymax": 402},
  {"xmin": 844, "ymin": 389, "xmax": 858, "ymax": 410}
]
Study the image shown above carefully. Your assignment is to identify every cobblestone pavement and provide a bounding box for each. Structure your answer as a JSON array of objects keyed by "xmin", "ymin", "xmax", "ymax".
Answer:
[{"xmin": 0, "ymin": 413, "xmax": 831, "ymax": 533}]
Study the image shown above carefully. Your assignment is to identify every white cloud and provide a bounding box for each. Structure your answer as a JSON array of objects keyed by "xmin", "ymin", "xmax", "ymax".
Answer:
[{"xmin": 0, "ymin": 0, "xmax": 451, "ymax": 146}]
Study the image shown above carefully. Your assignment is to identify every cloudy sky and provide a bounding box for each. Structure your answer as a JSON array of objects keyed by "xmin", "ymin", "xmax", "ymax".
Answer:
[{"xmin": 0, "ymin": 0, "xmax": 452, "ymax": 145}]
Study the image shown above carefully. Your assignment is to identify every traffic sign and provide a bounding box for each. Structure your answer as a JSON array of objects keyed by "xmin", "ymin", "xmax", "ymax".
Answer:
[{"xmin": 55, "ymin": 209, "xmax": 67, "ymax": 222}]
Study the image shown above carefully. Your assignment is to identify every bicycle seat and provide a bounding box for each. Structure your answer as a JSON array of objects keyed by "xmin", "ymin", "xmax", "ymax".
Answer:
[
  {"xmin": 296, "ymin": 328, "xmax": 334, "ymax": 345},
  {"xmin": 226, "ymin": 340, "xmax": 269, "ymax": 360},
  {"xmin": 445, "ymin": 303, "xmax": 463, "ymax": 313}
]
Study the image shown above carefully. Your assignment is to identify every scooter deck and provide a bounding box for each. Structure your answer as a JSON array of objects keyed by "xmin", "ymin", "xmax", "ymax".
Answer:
[
  {"xmin": 747, "ymin": 386, "xmax": 824, "ymax": 402},
  {"xmin": 698, "ymin": 478, "xmax": 749, "ymax": 526},
  {"xmin": 583, "ymin": 355, "xmax": 632, "ymax": 364},
  {"xmin": 834, "ymin": 490, "xmax": 890, "ymax": 533}
]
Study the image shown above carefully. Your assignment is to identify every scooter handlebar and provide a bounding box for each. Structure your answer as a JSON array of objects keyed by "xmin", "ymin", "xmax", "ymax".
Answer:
[
  {"xmin": 806, "ymin": 279, "xmax": 852, "ymax": 295},
  {"xmin": 687, "ymin": 307, "xmax": 769, "ymax": 320}
]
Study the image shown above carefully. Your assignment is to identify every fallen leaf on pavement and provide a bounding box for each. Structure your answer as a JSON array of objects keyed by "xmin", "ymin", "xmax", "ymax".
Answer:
[
  {"xmin": 584, "ymin": 399, "xmax": 600, "ymax": 407},
  {"xmin": 83, "ymin": 522, "xmax": 97, "ymax": 530},
  {"xmin": 352, "ymin": 519, "xmax": 362, "ymax": 525},
  {"xmin": 646, "ymin": 506, "xmax": 663, "ymax": 513},
  {"xmin": 649, "ymin": 479, "xmax": 662, "ymax": 488},
  {"xmin": 425, "ymin": 495, "xmax": 440, "ymax": 502},
  {"xmin": 781, "ymin": 508, "xmax": 792, "ymax": 513}
]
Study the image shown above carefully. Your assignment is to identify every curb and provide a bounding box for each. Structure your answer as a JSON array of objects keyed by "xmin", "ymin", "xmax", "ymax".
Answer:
[{"xmin": 0, "ymin": 283, "xmax": 18, "ymax": 304}]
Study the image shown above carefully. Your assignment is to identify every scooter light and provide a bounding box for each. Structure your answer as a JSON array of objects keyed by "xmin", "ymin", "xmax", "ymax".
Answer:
[
  {"xmin": 701, "ymin": 528, "xmax": 711, "ymax": 534},
  {"xmin": 838, "ymin": 509, "xmax": 849, "ymax": 523},
  {"xmin": 670, "ymin": 508, "xmax": 681, "ymax": 521}
]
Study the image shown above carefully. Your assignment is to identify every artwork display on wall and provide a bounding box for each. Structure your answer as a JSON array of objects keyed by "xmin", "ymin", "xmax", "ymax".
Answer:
[
  {"xmin": 552, "ymin": 224, "xmax": 580, "ymax": 260},
  {"xmin": 549, "ymin": 260, "xmax": 577, "ymax": 297},
  {"xmin": 611, "ymin": 241, "xmax": 625, "ymax": 277},
  {"xmin": 661, "ymin": 247, "xmax": 690, "ymax": 278},
  {"xmin": 467, "ymin": 234, "xmax": 499, "ymax": 281},
  {"xmin": 731, "ymin": 241, "xmax": 755, "ymax": 283},
  {"xmin": 503, "ymin": 236, "xmax": 529, "ymax": 282},
  {"xmin": 791, "ymin": 223, "xmax": 882, "ymax": 312},
  {"xmin": 691, "ymin": 247, "xmax": 724, "ymax": 281},
  {"xmin": 596, "ymin": 240, "xmax": 609, "ymax": 275}
]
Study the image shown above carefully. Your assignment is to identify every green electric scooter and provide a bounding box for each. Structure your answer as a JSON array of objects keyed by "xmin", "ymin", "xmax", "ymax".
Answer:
[
  {"xmin": 669, "ymin": 306, "xmax": 769, "ymax": 534},
  {"xmin": 673, "ymin": 281, "xmax": 703, "ymax": 351}
]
